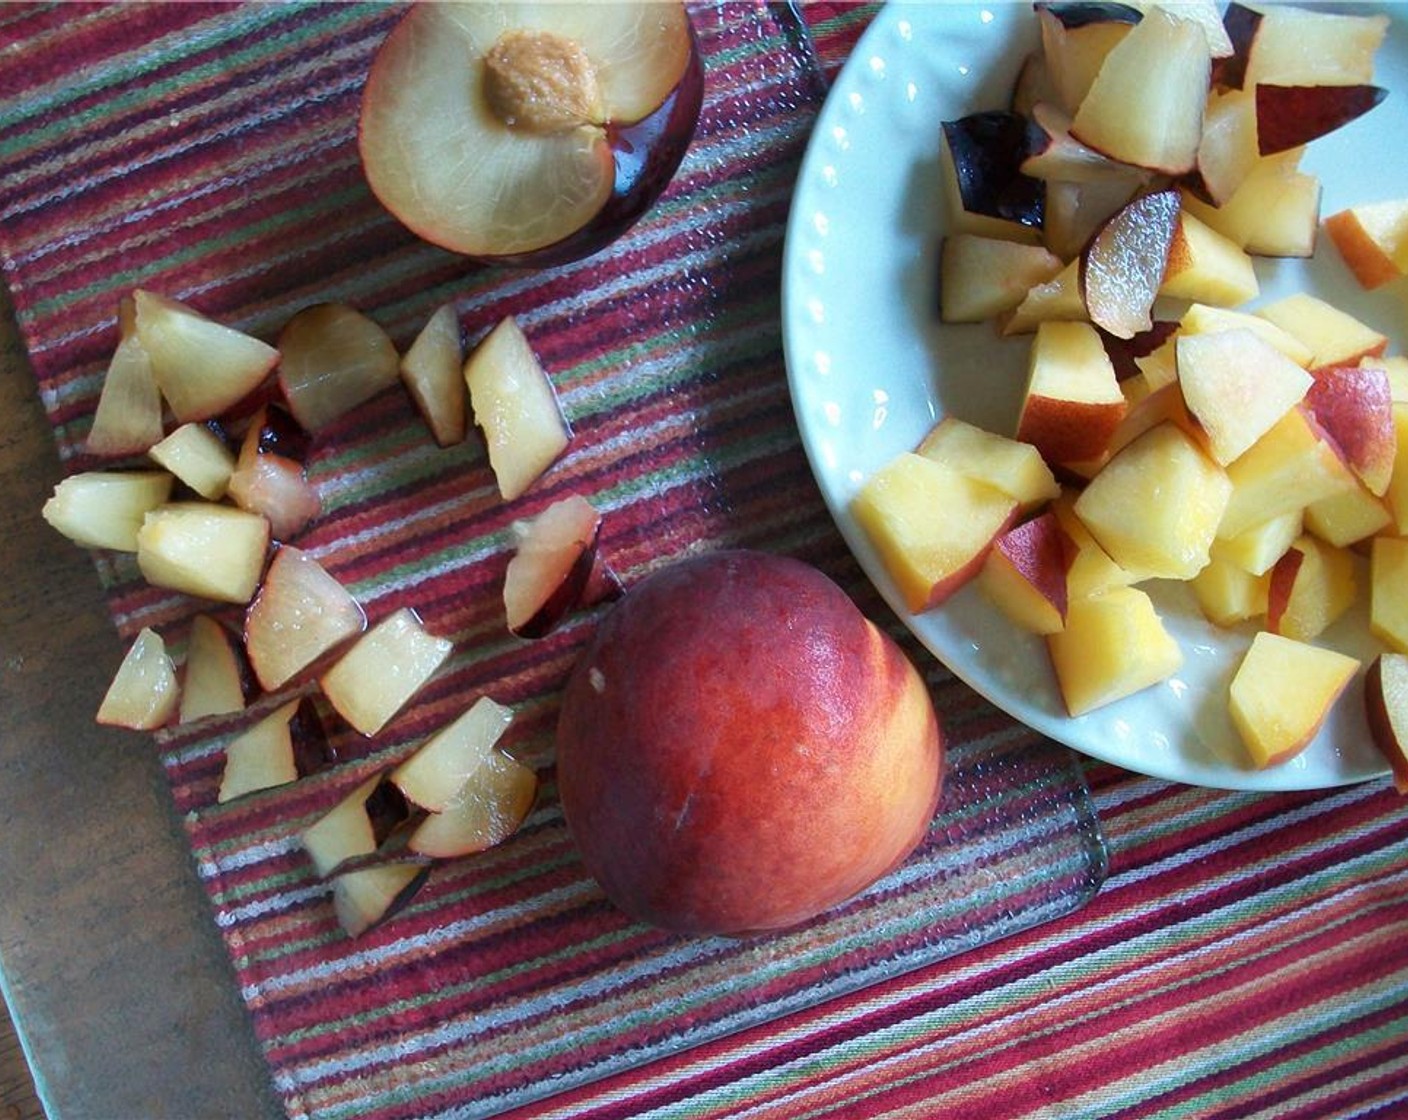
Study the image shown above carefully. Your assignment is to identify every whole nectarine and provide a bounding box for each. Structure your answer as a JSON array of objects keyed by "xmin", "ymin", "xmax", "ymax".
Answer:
[{"xmin": 555, "ymin": 550, "xmax": 943, "ymax": 937}]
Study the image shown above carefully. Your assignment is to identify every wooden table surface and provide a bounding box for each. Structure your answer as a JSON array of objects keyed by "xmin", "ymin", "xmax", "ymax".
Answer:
[{"xmin": 2, "ymin": 1002, "xmax": 44, "ymax": 1120}]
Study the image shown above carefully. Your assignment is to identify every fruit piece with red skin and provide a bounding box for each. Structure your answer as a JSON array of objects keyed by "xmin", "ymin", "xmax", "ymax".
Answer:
[
  {"xmin": 504, "ymin": 494, "xmax": 603, "ymax": 638},
  {"xmin": 1255, "ymin": 293, "xmax": 1387, "ymax": 371},
  {"xmin": 358, "ymin": 2, "xmax": 701, "ymax": 265},
  {"xmin": 391, "ymin": 697, "xmax": 515, "ymax": 813},
  {"xmin": 464, "ymin": 316, "xmax": 572, "ymax": 502},
  {"xmin": 1158, "ymin": 209, "xmax": 1258, "ymax": 308},
  {"xmin": 1255, "ymin": 84, "xmax": 1387, "ymax": 157},
  {"xmin": 938, "ymin": 234, "xmax": 1063, "ymax": 324},
  {"xmin": 1324, "ymin": 200, "xmax": 1408, "ymax": 290},
  {"xmin": 1179, "ymin": 303, "xmax": 1313, "ymax": 367},
  {"xmin": 87, "ymin": 296, "xmax": 165, "ymax": 457},
  {"xmin": 227, "ymin": 404, "xmax": 320, "ymax": 541},
  {"xmin": 277, "ymin": 303, "xmax": 400, "ymax": 433},
  {"xmin": 1046, "ymin": 585, "xmax": 1183, "ymax": 716},
  {"xmin": 407, "ymin": 750, "xmax": 538, "ymax": 859},
  {"xmin": 1219, "ymin": 407, "xmax": 1359, "ymax": 541},
  {"xmin": 1265, "ymin": 535, "xmax": 1358, "ymax": 643},
  {"xmin": 179, "ymin": 613, "xmax": 248, "ymax": 724},
  {"xmin": 555, "ymin": 550, "xmax": 943, "ymax": 937},
  {"xmin": 851, "ymin": 452, "xmax": 1018, "ymax": 613},
  {"xmin": 1179, "ymin": 149, "xmax": 1321, "ymax": 259},
  {"xmin": 1080, "ymin": 189, "xmax": 1180, "ymax": 340},
  {"xmin": 1072, "ymin": 421, "xmax": 1232, "ymax": 582},
  {"xmin": 977, "ymin": 512, "xmax": 1076, "ymax": 635},
  {"xmin": 1175, "ymin": 327, "xmax": 1313, "ymax": 467},
  {"xmin": 1051, "ymin": 489, "xmax": 1138, "ymax": 599},
  {"xmin": 1304, "ymin": 365, "xmax": 1396, "ymax": 498},
  {"xmin": 1365, "ymin": 652, "xmax": 1408, "ymax": 794},
  {"xmin": 243, "ymin": 545, "xmax": 366, "ymax": 692},
  {"xmin": 96, "ymin": 628, "xmax": 179, "ymax": 730},
  {"xmin": 916, "ymin": 416, "xmax": 1059, "ymax": 513},
  {"xmin": 132, "ymin": 290, "xmax": 279, "ymax": 423},
  {"xmin": 1017, "ymin": 320, "xmax": 1126, "ymax": 466},
  {"xmin": 1229, "ymin": 631, "xmax": 1359, "ymax": 770},
  {"xmin": 1303, "ymin": 483, "xmax": 1391, "ymax": 548},
  {"xmin": 400, "ymin": 303, "xmax": 467, "ymax": 447}
]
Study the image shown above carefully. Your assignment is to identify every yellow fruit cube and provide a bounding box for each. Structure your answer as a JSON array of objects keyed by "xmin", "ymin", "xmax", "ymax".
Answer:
[
  {"xmin": 1191, "ymin": 556, "xmax": 1269, "ymax": 627},
  {"xmin": 1266, "ymin": 534, "xmax": 1359, "ymax": 643},
  {"xmin": 1229, "ymin": 631, "xmax": 1359, "ymax": 768},
  {"xmin": 1073, "ymin": 422, "xmax": 1232, "ymax": 581},
  {"xmin": 1219, "ymin": 407, "xmax": 1358, "ymax": 539},
  {"xmin": 851, "ymin": 452, "xmax": 1017, "ymax": 613},
  {"xmin": 916, "ymin": 417, "xmax": 1059, "ymax": 512},
  {"xmin": 1046, "ymin": 586, "xmax": 1183, "ymax": 716},
  {"xmin": 1370, "ymin": 537, "xmax": 1408, "ymax": 655}
]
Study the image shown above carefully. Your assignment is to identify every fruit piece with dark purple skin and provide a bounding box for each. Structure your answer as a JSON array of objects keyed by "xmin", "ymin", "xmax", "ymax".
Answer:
[
  {"xmin": 332, "ymin": 862, "xmax": 431, "ymax": 938},
  {"xmin": 301, "ymin": 772, "xmax": 417, "ymax": 879},
  {"xmin": 503, "ymin": 494, "xmax": 604, "ymax": 638},
  {"xmin": 218, "ymin": 696, "xmax": 335, "ymax": 803},
  {"xmin": 358, "ymin": 2, "xmax": 702, "ymax": 266},
  {"xmin": 940, "ymin": 111, "xmax": 1046, "ymax": 242}
]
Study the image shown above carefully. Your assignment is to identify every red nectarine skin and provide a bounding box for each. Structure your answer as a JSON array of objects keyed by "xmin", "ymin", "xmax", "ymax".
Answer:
[
  {"xmin": 1305, "ymin": 366, "xmax": 1396, "ymax": 497},
  {"xmin": 1365, "ymin": 655, "xmax": 1408, "ymax": 794},
  {"xmin": 1266, "ymin": 546, "xmax": 1305, "ymax": 634},
  {"xmin": 555, "ymin": 550, "xmax": 943, "ymax": 937},
  {"xmin": 996, "ymin": 513, "xmax": 1075, "ymax": 618}
]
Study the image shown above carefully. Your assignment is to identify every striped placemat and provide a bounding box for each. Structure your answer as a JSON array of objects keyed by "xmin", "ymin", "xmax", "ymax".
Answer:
[{"xmin": 0, "ymin": 4, "xmax": 1108, "ymax": 1118}]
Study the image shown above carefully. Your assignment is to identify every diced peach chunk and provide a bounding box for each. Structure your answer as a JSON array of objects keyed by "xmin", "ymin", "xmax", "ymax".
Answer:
[
  {"xmin": 851, "ymin": 452, "xmax": 1016, "ymax": 613},
  {"xmin": 1047, "ymin": 586, "xmax": 1183, "ymax": 716},
  {"xmin": 1229, "ymin": 632, "xmax": 1359, "ymax": 769}
]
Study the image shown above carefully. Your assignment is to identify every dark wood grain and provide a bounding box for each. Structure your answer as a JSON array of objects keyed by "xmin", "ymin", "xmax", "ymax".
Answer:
[
  {"xmin": 1, "ymin": 998, "xmax": 44, "ymax": 1120},
  {"xmin": 0, "ymin": 288, "xmax": 282, "ymax": 1119}
]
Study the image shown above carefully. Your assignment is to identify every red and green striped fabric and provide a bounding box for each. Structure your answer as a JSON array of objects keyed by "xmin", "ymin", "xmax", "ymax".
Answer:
[{"xmin": 3, "ymin": 3, "xmax": 1406, "ymax": 1119}]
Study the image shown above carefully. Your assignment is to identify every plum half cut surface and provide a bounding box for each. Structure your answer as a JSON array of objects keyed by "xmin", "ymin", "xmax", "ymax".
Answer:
[{"xmin": 359, "ymin": 2, "xmax": 702, "ymax": 265}]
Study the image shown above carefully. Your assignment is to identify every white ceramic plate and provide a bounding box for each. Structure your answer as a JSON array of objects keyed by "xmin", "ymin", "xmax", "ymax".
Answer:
[{"xmin": 782, "ymin": 2, "xmax": 1406, "ymax": 791}]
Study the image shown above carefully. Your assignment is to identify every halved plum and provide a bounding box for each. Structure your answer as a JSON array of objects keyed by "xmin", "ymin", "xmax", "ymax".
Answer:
[{"xmin": 358, "ymin": 2, "xmax": 703, "ymax": 266}]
